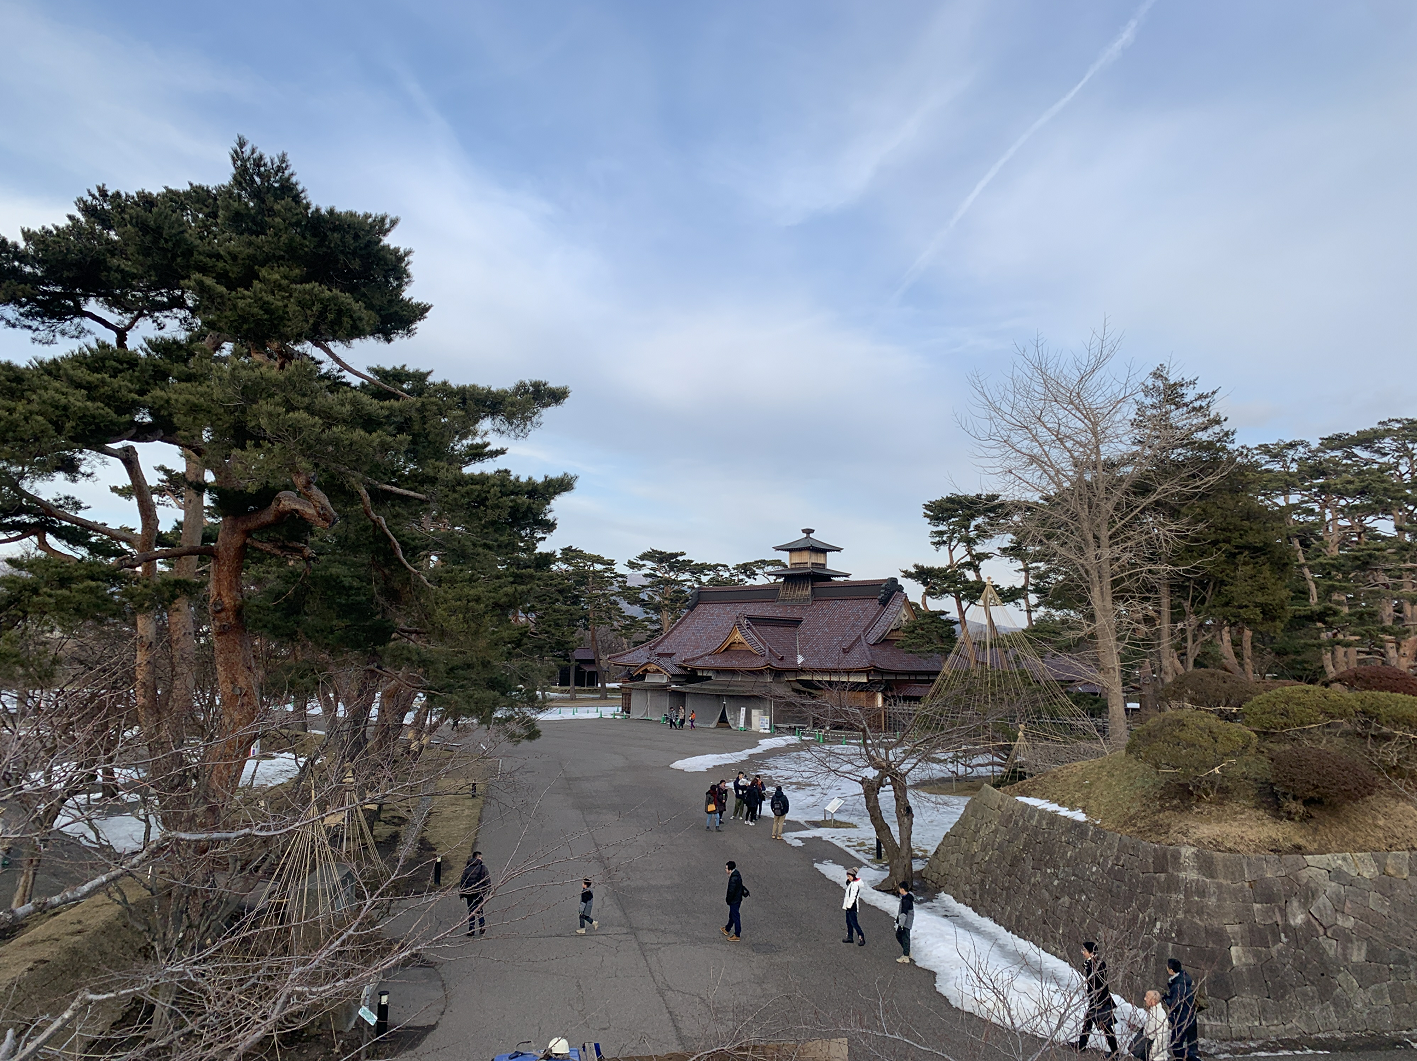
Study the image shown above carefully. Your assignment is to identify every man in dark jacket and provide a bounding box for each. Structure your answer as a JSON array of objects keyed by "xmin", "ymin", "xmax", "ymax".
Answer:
[
  {"xmin": 721, "ymin": 860, "xmax": 747, "ymax": 941},
  {"xmin": 459, "ymin": 850, "xmax": 491, "ymax": 937},
  {"xmin": 1075, "ymin": 941, "xmax": 1118, "ymax": 1057},
  {"xmin": 769, "ymin": 786, "xmax": 790, "ymax": 839},
  {"xmin": 1164, "ymin": 959, "xmax": 1198, "ymax": 1061},
  {"xmin": 732, "ymin": 772, "xmax": 748, "ymax": 820}
]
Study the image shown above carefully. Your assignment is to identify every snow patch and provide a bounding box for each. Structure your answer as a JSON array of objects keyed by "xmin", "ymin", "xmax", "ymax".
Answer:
[
  {"xmin": 813, "ymin": 859, "xmax": 1141, "ymax": 1039},
  {"xmin": 669, "ymin": 735, "xmax": 803, "ymax": 772},
  {"xmin": 241, "ymin": 752, "xmax": 302, "ymax": 786},
  {"xmin": 536, "ymin": 705, "xmax": 620, "ymax": 721},
  {"xmin": 1015, "ymin": 796, "xmax": 1089, "ymax": 822}
]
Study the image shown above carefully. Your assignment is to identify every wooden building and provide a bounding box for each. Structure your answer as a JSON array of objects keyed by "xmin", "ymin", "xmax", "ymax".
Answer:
[{"xmin": 608, "ymin": 530, "xmax": 944, "ymax": 727}]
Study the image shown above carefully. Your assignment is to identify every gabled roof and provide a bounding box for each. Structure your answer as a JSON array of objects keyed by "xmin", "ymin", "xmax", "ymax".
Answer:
[{"xmin": 608, "ymin": 579, "xmax": 940, "ymax": 678}]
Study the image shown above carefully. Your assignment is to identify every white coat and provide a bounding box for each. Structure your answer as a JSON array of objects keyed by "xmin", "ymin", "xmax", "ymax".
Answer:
[
  {"xmin": 1143, "ymin": 1002, "xmax": 1171, "ymax": 1061},
  {"xmin": 842, "ymin": 877, "xmax": 862, "ymax": 911}
]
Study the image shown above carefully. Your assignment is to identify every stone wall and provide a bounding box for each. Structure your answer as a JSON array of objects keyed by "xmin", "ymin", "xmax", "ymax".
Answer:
[{"xmin": 922, "ymin": 785, "xmax": 1416, "ymax": 1041}]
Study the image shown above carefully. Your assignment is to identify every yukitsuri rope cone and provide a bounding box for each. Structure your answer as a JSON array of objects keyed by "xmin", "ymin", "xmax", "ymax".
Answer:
[{"xmin": 920, "ymin": 580, "xmax": 1108, "ymax": 781}]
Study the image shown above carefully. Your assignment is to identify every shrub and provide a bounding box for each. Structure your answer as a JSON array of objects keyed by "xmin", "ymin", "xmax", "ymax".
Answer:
[
  {"xmin": 1160, "ymin": 669, "xmax": 1261, "ymax": 709},
  {"xmin": 1268, "ymin": 746, "xmax": 1380, "ymax": 806},
  {"xmin": 1327, "ymin": 665, "xmax": 1417, "ymax": 696},
  {"xmin": 1126, "ymin": 710, "xmax": 1257, "ymax": 797},
  {"xmin": 1242, "ymin": 686, "xmax": 1354, "ymax": 731},
  {"xmin": 1350, "ymin": 691, "xmax": 1417, "ymax": 733}
]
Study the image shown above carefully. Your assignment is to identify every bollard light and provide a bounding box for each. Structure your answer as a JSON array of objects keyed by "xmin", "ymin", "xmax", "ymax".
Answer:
[
  {"xmin": 376, "ymin": 990, "xmax": 389, "ymax": 1038},
  {"xmin": 433, "ymin": 855, "xmax": 443, "ymax": 887}
]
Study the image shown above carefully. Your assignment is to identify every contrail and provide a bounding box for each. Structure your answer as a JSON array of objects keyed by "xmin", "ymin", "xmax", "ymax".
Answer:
[{"xmin": 895, "ymin": 0, "xmax": 1158, "ymax": 298}]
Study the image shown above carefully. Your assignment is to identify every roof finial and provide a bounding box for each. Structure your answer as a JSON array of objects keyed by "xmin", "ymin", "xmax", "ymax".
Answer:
[{"xmin": 802, "ymin": 527, "xmax": 814, "ymax": 536}]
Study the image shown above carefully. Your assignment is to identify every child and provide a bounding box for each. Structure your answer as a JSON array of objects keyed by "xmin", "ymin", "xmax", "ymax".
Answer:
[{"xmin": 575, "ymin": 878, "xmax": 598, "ymax": 934}]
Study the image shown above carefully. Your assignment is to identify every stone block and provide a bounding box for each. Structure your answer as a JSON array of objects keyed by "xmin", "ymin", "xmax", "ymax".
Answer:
[
  {"xmin": 1381, "ymin": 851, "xmax": 1409, "ymax": 879},
  {"xmin": 1252, "ymin": 903, "xmax": 1282, "ymax": 925},
  {"xmin": 1251, "ymin": 876, "xmax": 1285, "ymax": 905},
  {"xmin": 1353, "ymin": 852, "xmax": 1380, "ymax": 879}
]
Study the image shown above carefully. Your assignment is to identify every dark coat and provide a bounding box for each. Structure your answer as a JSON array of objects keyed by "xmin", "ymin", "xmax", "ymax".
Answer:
[
  {"xmin": 725, "ymin": 869, "xmax": 747, "ymax": 905},
  {"xmin": 459, "ymin": 857, "xmax": 491, "ymax": 901},
  {"xmin": 705, "ymin": 788, "xmax": 719, "ymax": 813},
  {"xmin": 1083, "ymin": 957, "xmax": 1115, "ymax": 1017},
  {"xmin": 746, "ymin": 785, "xmax": 764, "ymax": 809},
  {"xmin": 770, "ymin": 789, "xmax": 789, "ymax": 816},
  {"xmin": 1164, "ymin": 970, "xmax": 1198, "ymax": 1044}
]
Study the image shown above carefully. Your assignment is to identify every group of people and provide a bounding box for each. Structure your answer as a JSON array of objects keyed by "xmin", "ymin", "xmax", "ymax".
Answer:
[
  {"xmin": 703, "ymin": 772, "xmax": 791, "ymax": 839},
  {"xmin": 465, "ymin": 850, "xmax": 1199, "ymax": 1061},
  {"xmin": 665, "ymin": 707, "xmax": 695, "ymax": 728},
  {"xmin": 1077, "ymin": 941, "xmax": 1200, "ymax": 1061}
]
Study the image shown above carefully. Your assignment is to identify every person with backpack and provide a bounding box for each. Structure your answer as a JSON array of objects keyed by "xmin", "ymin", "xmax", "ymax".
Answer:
[
  {"xmin": 841, "ymin": 867, "xmax": 866, "ymax": 946},
  {"xmin": 769, "ymin": 785, "xmax": 789, "ymax": 839},
  {"xmin": 704, "ymin": 785, "xmax": 720, "ymax": 831},
  {"xmin": 459, "ymin": 850, "xmax": 491, "ymax": 937},
  {"xmin": 721, "ymin": 860, "xmax": 748, "ymax": 941},
  {"xmin": 894, "ymin": 881, "xmax": 914, "ymax": 963},
  {"xmin": 575, "ymin": 878, "xmax": 599, "ymax": 934},
  {"xmin": 1076, "ymin": 941, "xmax": 1119, "ymax": 1057}
]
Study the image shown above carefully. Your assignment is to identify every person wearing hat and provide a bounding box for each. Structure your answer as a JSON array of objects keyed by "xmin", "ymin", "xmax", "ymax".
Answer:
[
  {"xmin": 1076, "ymin": 941, "xmax": 1118, "ymax": 1058},
  {"xmin": 841, "ymin": 868, "xmax": 866, "ymax": 946}
]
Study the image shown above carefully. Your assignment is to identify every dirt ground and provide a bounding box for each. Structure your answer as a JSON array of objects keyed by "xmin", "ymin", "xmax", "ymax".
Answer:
[{"xmin": 1009, "ymin": 752, "xmax": 1417, "ymax": 853}]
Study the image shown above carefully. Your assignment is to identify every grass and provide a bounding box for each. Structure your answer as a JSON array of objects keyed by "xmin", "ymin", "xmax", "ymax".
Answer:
[{"xmin": 1008, "ymin": 752, "xmax": 1417, "ymax": 854}]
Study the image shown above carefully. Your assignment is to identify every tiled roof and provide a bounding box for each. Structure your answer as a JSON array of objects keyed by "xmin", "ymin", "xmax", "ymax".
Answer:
[{"xmin": 608, "ymin": 580, "xmax": 941, "ymax": 678}]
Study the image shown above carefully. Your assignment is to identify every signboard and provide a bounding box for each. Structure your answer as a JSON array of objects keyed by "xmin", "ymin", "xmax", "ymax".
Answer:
[
  {"xmin": 357, "ymin": 1006, "xmax": 377, "ymax": 1027},
  {"xmin": 824, "ymin": 797, "xmax": 845, "ymax": 821},
  {"xmin": 737, "ymin": 706, "xmax": 746, "ymax": 730},
  {"xmin": 759, "ymin": 715, "xmax": 771, "ymax": 733}
]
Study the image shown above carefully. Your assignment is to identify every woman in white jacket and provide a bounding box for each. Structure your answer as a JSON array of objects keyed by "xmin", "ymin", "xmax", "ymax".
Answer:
[
  {"xmin": 1141, "ymin": 990, "xmax": 1171, "ymax": 1061},
  {"xmin": 841, "ymin": 869, "xmax": 865, "ymax": 946}
]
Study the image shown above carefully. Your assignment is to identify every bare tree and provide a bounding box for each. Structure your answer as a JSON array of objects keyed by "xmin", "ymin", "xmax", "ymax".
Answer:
[{"xmin": 965, "ymin": 325, "xmax": 1224, "ymax": 744}]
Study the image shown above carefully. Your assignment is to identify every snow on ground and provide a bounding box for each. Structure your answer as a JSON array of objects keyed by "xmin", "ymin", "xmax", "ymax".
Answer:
[
  {"xmin": 56, "ymin": 798, "xmax": 154, "ymax": 854},
  {"xmin": 536, "ymin": 704, "xmax": 621, "ymax": 721},
  {"xmin": 814, "ymin": 859, "xmax": 1142, "ymax": 1040},
  {"xmin": 1015, "ymin": 796, "xmax": 1089, "ymax": 822},
  {"xmin": 744, "ymin": 743, "xmax": 1135, "ymax": 1040},
  {"xmin": 668, "ymin": 734, "xmax": 803, "ymax": 772},
  {"xmin": 241, "ymin": 752, "xmax": 303, "ymax": 786}
]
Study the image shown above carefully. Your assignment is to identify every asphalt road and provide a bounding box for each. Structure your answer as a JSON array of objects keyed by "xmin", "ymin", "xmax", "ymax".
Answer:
[{"xmin": 409, "ymin": 718, "xmax": 979, "ymax": 1061}]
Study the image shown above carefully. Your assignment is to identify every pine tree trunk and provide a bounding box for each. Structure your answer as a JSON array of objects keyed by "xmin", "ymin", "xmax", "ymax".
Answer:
[
  {"xmin": 1217, "ymin": 623, "xmax": 1244, "ymax": 676},
  {"xmin": 1241, "ymin": 625, "xmax": 1254, "ymax": 681},
  {"xmin": 169, "ymin": 451, "xmax": 206, "ymax": 735}
]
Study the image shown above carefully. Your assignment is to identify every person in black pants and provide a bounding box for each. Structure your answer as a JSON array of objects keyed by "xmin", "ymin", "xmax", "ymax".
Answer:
[
  {"xmin": 1075, "ymin": 941, "xmax": 1119, "ymax": 1058},
  {"xmin": 459, "ymin": 850, "xmax": 491, "ymax": 937},
  {"xmin": 1163, "ymin": 958, "xmax": 1199, "ymax": 1061},
  {"xmin": 721, "ymin": 861, "xmax": 748, "ymax": 941}
]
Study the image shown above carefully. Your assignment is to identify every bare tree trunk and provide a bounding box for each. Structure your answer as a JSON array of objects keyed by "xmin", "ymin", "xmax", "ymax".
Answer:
[
  {"xmin": 108, "ymin": 445, "xmax": 162, "ymax": 750},
  {"xmin": 1089, "ymin": 565, "xmax": 1128, "ymax": 745},
  {"xmin": 1217, "ymin": 623, "xmax": 1244, "ymax": 676},
  {"xmin": 1158, "ymin": 579, "xmax": 1177, "ymax": 682},
  {"xmin": 169, "ymin": 451, "xmax": 206, "ymax": 728}
]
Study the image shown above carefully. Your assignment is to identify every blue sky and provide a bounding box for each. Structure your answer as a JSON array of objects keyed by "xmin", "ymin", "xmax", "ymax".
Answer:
[{"xmin": 2, "ymin": 0, "xmax": 1415, "ymax": 581}]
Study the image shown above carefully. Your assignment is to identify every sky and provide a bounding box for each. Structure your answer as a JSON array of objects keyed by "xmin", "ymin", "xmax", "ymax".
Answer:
[{"xmin": 2, "ymin": 0, "xmax": 1415, "ymax": 584}]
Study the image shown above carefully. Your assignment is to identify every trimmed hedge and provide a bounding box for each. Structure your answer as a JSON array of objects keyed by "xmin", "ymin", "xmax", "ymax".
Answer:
[
  {"xmin": 1326, "ymin": 665, "xmax": 1417, "ymax": 696},
  {"xmin": 1127, "ymin": 710, "xmax": 1257, "ymax": 793},
  {"xmin": 1242, "ymin": 686, "xmax": 1354, "ymax": 731},
  {"xmin": 1160, "ymin": 669, "xmax": 1261, "ymax": 709},
  {"xmin": 1351, "ymin": 691, "xmax": 1417, "ymax": 733},
  {"xmin": 1268, "ymin": 746, "xmax": 1380, "ymax": 805}
]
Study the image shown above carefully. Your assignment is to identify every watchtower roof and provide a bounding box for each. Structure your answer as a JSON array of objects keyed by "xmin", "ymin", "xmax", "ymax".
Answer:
[{"xmin": 773, "ymin": 528, "xmax": 842, "ymax": 553}]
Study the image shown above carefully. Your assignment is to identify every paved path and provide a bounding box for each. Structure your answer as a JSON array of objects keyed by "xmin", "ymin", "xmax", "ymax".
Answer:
[{"xmin": 410, "ymin": 719, "xmax": 973, "ymax": 1060}]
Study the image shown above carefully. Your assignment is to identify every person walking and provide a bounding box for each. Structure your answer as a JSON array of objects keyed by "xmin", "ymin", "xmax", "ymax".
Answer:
[
  {"xmin": 722, "ymin": 860, "xmax": 748, "ymax": 941},
  {"xmin": 689, "ymin": 710, "xmax": 696, "ymax": 729},
  {"xmin": 1140, "ymin": 990, "xmax": 1172, "ymax": 1061},
  {"xmin": 575, "ymin": 878, "xmax": 599, "ymax": 934},
  {"xmin": 894, "ymin": 881, "xmax": 914, "ymax": 963},
  {"xmin": 1076, "ymin": 941, "xmax": 1119, "ymax": 1058},
  {"xmin": 716, "ymin": 779, "xmax": 729, "ymax": 828},
  {"xmin": 459, "ymin": 850, "xmax": 491, "ymax": 937},
  {"xmin": 841, "ymin": 868, "xmax": 866, "ymax": 945},
  {"xmin": 769, "ymin": 785, "xmax": 790, "ymax": 839},
  {"xmin": 705, "ymin": 785, "xmax": 720, "ymax": 830},
  {"xmin": 1163, "ymin": 959, "xmax": 1198, "ymax": 1061},
  {"xmin": 732, "ymin": 772, "xmax": 748, "ymax": 820}
]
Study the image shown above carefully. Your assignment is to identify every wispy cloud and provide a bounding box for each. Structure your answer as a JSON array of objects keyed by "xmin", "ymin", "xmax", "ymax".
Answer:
[{"xmin": 896, "ymin": 0, "xmax": 1159, "ymax": 297}]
